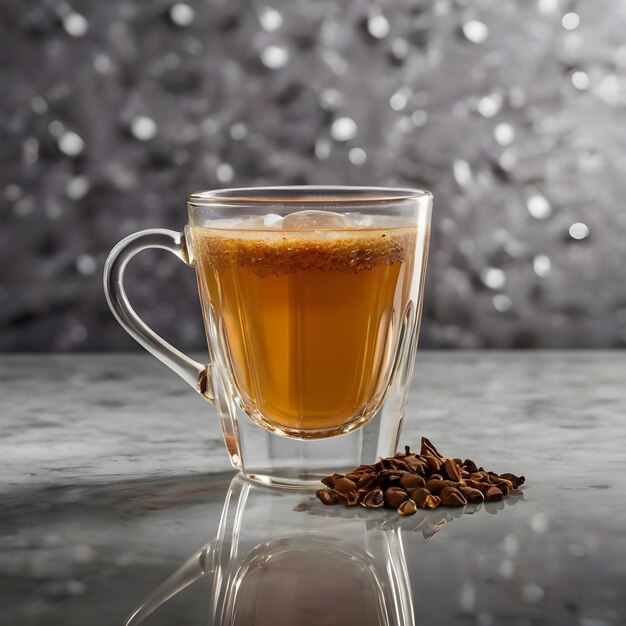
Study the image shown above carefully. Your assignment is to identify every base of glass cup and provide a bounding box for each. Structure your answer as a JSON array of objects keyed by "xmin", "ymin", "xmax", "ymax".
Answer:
[
  {"xmin": 237, "ymin": 466, "xmax": 357, "ymax": 489},
  {"xmin": 243, "ymin": 401, "xmax": 380, "ymax": 441},
  {"xmin": 220, "ymin": 392, "xmax": 407, "ymax": 490}
]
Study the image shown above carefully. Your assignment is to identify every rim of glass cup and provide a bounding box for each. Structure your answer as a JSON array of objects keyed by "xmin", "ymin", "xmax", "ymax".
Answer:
[{"xmin": 188, "ymin": 185, "xmax": 433, "ymax": 207}]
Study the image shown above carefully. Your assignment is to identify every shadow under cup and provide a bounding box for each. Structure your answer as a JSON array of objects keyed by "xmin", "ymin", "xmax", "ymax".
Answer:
[{"xmin": 105, "ymin": 186, "xmax": 432, "ymax": 487}]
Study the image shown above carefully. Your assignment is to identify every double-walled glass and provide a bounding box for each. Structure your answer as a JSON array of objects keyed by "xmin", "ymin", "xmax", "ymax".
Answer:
[{"xmin": 104, "ymin": 186, "xmax": 432, "ymax": 486}]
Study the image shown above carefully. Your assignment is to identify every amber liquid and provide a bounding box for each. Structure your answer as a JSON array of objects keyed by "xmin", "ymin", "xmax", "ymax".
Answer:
[{"xmin": 192, "ymin": 223, "xmax": 416, "ymax": 437}]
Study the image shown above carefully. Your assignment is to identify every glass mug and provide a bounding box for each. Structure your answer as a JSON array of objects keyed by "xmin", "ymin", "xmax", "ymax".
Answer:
[
  {"xmin": 125, "ymin": 474, "xmax": 415, "ymax": 626},
  {"xmin": 104, "ymin": 186, "xmax": 432, "ymax": 486}
]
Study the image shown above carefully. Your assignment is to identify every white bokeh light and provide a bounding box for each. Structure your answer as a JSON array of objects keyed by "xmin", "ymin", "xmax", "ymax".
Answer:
[
  {"xmin": 229, "ymin": 123, "xmax": 248, "ymax": 141},
  {"xmin": 58, "ymin": 131, "xmax": 85, "ymax": 157},
  {"xmin": 169, "ymin": 3, "xmax": 195, "ymax": 27},
  {"xmin": 492, "ymin": 294, "xmax": 512, "ymax": 312},
  {"xmin": 314, "ymin": 139, "xmax": 331, "ymax": 160},
  {"xmin": 390, "ymin": 88, "xmax": 411, "ymax": 112},
  {"xmin": 131, "ymin": 116, "xmax": 157, "ymax": 141},
  {"xmin": 533, "ymin": 255, "xmax": 552, "ymax": 277},
  {"xmin": 76, "ymin": 254, "xmax": 97, "ymax": 275},
  {"xmin": 494, "ymin": 123, "xmax": 515, "ymax": 146},
  {"xmin": 538, "ymin": 0, "xmax": 558, "ymax": 14},
  {"xmin": 477, "ymin": 93, "xmax": 502, "ymax": 118},
  {"xmin": 411, "ymin": 110, "xmax": 428, "ymax": 127},
  {"xmin": 348, "ymin": 147, "xmax": 367, "ymax": 166},
  {"xmin": 571, "ymin": 71, "xmax": 590, "ymax": 90},
  {"xmin": 260, "ymin": 45, "xmax": 289, "ymax": 69},
  {"xmin": 569, "ymin": 222, "xmax": 590, "ymax": 240},
  {"xmin": 331, "ymin": 117, "xmax": 357, "ymax": 142},
  {"xmin": 63, "ymin": 13, "xmax": 89, "ymax": 37},
  {"xmin": 527, "ymin": 193, "xmax": 551, "ymax": 220},
  {"xmin": 453, "ymin": 160, "xmax": 472, "ymax": 187},
  {"xmin": 66, "ymin": 176, "xmax": 90, "ymax": 200},
  {"xmin": 481, "ymin": 267, "xmax": 506, "ymax": 290},
  {"xmin": 562, "ymin": 12, "xmax": 580, "ymax": 31},
  {"xmin": 367, "ymin": 14, "xmax": 390, "ymax": 39},
  {"xmin": 216, "ymin": 163, "xmax": 234, "ymax": 183},
  {"xmin": 259, "ymin": 6, "xmax": 283, "ymax": 32},
  {"xmin": 462, "ymin": 20, "xmax": 489, "ymax": 44}
]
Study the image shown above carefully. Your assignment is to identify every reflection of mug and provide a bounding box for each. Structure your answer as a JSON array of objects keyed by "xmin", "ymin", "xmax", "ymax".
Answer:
[
  {"xmin": 124, "ymin": 479, "xmax": 522, "ymax": 626},
  {"xmin": 105, "ymin": 187, "xmax": 432, "ymax": 486},
  {"xmin": 223, "ymin": 536, "xmax": 393, "ymax": 626},
  {"xmin": 125, "ymin": 475, "xmax": 415, "ymax": 626}
]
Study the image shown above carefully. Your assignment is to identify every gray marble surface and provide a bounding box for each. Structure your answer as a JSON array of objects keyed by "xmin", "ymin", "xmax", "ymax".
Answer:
[{"xmin": 1, "ymin": 352, "xmax": 625, "ymax": 625}]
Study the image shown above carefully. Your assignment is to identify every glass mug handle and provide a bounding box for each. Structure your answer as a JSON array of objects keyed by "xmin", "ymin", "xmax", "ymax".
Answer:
[
  {"xmin": 103, "ymin": 229, "xmax": 214, "ymax": 402},
  {"xmin": 124, "ymin": 541, "xmax": 215, "ymax": 626}
]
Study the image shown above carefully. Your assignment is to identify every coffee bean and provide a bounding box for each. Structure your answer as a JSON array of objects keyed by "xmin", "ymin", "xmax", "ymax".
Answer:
[
  {"xmin": 384, "ymin": 486, "xmax": 409, "ymax": 508},
  {"xmin": 464, "ymin": 478, "xmax": 485, "ymax": 490},
  {"xmin": 499, "ymin": 473, "xmax": 525, "ymax": 488},
  {"xmin": 316, "ymin": 489, "xmax": 337, "ymax": 505},
  {"xmin": 331, "ymin": 490, "xmax": 350, "ymax": 505},
  {"xmin": 464, "ymin": 459, "xmax": 479, "ymax": 473},
  {"xmin": 321, "ymin": 473, "xmax": 342, "ymax": 488},
  {"xmin": 411, "ymin": 488, "xmax": 441, "ymax": 510},
  {"xmin": 380, "ymin": 457, "xmax": 403, "ymax": 470},
  {"xmin": 388, "ymin": 458, "xmax": 411, "ymax": 472},
  {"xmin": 425, "ymin": 479, "xmax": 453, "ymax": 495},
  {"xmin": 470, "ymin": 471, "xmax": 490, "ymax": 483},
  {"xmin": 494, "ymin": 478, "xmax": 513, "ymax": 495},
  {"xmin": 345, "ymin": 491, "xmax": 358, "ymax": 506},
  {"xmin": 440, "ymin": 486, "xmax": 467, "ymax": 507},
  {"xmin": 401, "ymin": 473, "xmax": 425, "ymax": 490},
  {"xmin": 361, "ymin": 488, "xmax": 384, "ymax": 509},
  {"xmin": 444, "ymin": 458, "xmax": 462, "ymax": 482},
  {"xmin": 459, "ymin": 486, "xmax": 484, "ymax": 503},
  {"xmin": 407, "ymin": 458, "xmax": 427, "ymax": 476},
  {"xmin": 334, "ymin": 477, "xmax": 357, "ymax": 494},
  {"xmin": 358, "ymin": 473, "xmax": 379, "ymax": 490},
  {"xmin": 424, "ymin": 455, "xmax": 444, "ymax": 472},
  {"xmin": 484, "ymin": 486, "xmax": 504, "ymax": 502},
  {"xmin": 420, "ymin": 436, "xmax": 443, "ymax": 459},
  {"xmin": 473, "ymin": 481, "xmax": 494, "ymax": 494},
  {"xmin": 398, "ymin": 499, "xmax": 417, "ymax": 516},
  {"xmin": 379, "ymin": 469, "xmax": 405, "ymax": 481}
]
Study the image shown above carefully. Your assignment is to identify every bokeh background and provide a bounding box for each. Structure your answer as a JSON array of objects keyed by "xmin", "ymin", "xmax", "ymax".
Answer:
[{"xmin": 1, "ymin": 0, "xmax": 626, "ymax": 351}]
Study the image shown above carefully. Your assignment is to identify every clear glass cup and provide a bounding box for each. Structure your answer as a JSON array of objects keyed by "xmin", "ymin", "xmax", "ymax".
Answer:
[{"xmin": 104, "ymin": 186, "xmax": 432, "ymax": 486}]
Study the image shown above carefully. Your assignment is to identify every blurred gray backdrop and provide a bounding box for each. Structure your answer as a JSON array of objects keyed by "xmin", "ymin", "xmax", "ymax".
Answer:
[{"xmin": 1, "ymin": 0, "xmax": 626, "ymax": 351}]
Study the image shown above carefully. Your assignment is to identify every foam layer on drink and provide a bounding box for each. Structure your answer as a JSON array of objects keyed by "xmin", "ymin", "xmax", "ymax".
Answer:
[{"xmin": 191, "ymin": 217, "xmax": 416, "ymax": 276}]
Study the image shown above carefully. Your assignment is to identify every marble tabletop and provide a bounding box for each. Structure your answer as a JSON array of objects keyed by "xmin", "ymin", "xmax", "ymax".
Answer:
[{"xmin": 1, "ymin": 352, "xmax": 625, "ymax": 625}]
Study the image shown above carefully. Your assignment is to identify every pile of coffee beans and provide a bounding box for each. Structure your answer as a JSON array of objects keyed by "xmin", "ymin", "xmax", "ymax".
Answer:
[{"xmin": 316, "ymin": 437, "xmax": 525, "ymax": 516}]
